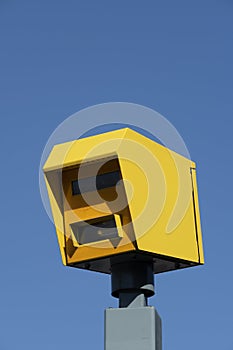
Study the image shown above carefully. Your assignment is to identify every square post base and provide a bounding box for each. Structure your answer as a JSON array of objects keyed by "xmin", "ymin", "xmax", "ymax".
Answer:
[{"xmin": 104, "ymin": 306, "xmax": 162, "ymax": 350}]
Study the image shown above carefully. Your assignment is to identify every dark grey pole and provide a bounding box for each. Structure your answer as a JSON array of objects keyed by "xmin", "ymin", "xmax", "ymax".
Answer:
[
  {"xmin": 111, "ymin": 260, "xmax": 155, "ymax": 307},
  {"xmin": 104, "ymin": 256, "xmax": 162, "ymax": 350}
]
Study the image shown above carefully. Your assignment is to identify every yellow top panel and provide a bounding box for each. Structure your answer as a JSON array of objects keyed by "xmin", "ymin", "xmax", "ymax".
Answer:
[{"xmin": 43, "ymin": 128, "xmax": 129, "ymax": 172}]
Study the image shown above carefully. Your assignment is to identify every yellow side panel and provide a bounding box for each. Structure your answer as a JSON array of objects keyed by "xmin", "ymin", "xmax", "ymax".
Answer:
[
  {"xmin": 118, "ymin": 129, "xmax": 200, "ymax": 263},
  {"xmin": 44, "ymin": 176, "xmax": 67, "ymax": 265},
  {"xmin": 191, "ymin": 167, "xmax": 204, "ymax": 263}
]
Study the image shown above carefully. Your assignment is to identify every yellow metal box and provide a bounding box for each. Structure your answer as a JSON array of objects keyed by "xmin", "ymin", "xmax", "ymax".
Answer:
[{"xmin": 43, "ymin": 128, "xmax": 204, "ymax": 274}]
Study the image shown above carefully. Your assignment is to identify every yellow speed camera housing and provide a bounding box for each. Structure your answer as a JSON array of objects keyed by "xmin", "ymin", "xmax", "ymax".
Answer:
[{"xmin": 43, "ymin": 128, "xmax": 204, "ymax": 274}]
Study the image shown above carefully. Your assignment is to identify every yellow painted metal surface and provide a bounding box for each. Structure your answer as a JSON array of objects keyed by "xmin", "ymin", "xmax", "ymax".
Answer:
[
  {"xmin": 190, "ymin": 167, "xmax": 204, "ymax": 264},
  {"xmin": 43, "ymin": 128, "xmax": 204, "ymax": 273}
]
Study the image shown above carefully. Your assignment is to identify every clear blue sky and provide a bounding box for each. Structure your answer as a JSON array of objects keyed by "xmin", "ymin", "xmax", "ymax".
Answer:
[{"xmin": 1, "ymin": 1, "xmax": 233, "ymax": 349}]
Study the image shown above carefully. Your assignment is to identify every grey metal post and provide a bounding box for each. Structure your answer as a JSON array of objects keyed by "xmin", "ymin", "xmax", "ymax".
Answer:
[{"xmin": 104, "ymin": 256, "xmax": 162, "ymax": 350}]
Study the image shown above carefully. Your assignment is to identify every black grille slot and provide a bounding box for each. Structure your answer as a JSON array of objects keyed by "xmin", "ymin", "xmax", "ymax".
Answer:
[{"xmin": 72, "ymin": 171, "xmax": 121, "ymax": 195}]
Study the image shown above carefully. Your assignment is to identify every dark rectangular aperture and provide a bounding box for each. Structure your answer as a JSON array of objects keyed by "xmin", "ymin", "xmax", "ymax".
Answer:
[
  {"xmin": 70, "ymin": 215, "xmax": 119, "ymax": 245},
  {"xmin": 72, "ymin": 171, "xmax": 121, "ymax": 195}
]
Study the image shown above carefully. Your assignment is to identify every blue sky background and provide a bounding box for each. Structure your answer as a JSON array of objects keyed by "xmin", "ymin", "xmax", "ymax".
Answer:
[{"xmin": 0, "ymin": 1, "xmax": 233, "ymax": 349}]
